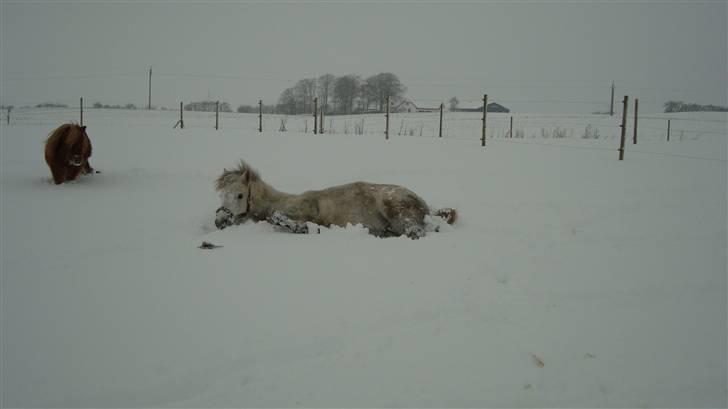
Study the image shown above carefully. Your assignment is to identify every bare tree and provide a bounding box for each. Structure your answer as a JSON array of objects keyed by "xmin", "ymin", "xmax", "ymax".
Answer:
[
  {"xmin": 317, "ymin": 74, "xmax": 336, "ymax": 113},
  {"xmin": 277, "ymin": 88, "xmax": 297, "ymax": 115},
  {"xmin": 333, "ymin": 75, "xmax": 361, "ymax": 114},
  {"xmin": 294, "ymin": 78, "xmax": 317, "ymax": 114},
  {"xmin": 448, "ymin": 96, "xmax": 459, "ymax": 111},
  {"xmin": 366, "ymin": 73, "xmax": 406, "ymax": 112}
]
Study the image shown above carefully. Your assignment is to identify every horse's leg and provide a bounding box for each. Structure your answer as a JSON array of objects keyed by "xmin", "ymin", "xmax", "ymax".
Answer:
[
  {"xmin": 384, "ymin": 208, "xmax": 427, "ymax": 239},
  {"xmin": 267, "ymin": 211, "xmax": 318, "ymax": 234},
  {"xmin": 433, "ymin": 208, "xmax": 457, "ymax": 225},
  {"xmin": 48, "ymin": 163, "xmax": 65, "ymax": 184},
  {"xmin": 82, "ymin": 160, "xmax": 94, "ymax": 175},
  {"xmin": 65, "ymin": 166, "xmax": 82, "ymax": 182}
]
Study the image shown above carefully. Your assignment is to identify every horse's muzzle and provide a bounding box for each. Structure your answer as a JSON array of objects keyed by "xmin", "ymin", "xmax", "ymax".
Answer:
[
  {"xmin": 215, "ymin": 207, "xmax": 247, "ymax": 229},
  {"xmin": 215, "ymin": 207, "xmax": 234, "ymax": 229},
  {"xmin": 68, "ymin": 156, "xmax": 84, "ymax": 166}
]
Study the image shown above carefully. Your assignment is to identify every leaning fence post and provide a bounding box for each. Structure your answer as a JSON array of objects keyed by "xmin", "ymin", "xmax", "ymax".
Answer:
[
  {"xmin": 667, "ymin": 119, "xmax": 671, "ymax": 141},
  {"xmin": 481, "ymin": 94, "xmax": 488, "ymax": 147},
  {"xmin": 258, "ymin": 100, "xmax": 263, "ymax": 133},
  {"xmin": 385, "ymin": 95, "xmax": 390, "ymax": 140},
  {"xmin": 80, "ymin": 97, "xmax": 84, "ymax": 126},
  {"xmin": 439, "ymin": 103, "xmax": 444, "ymax": 138},
  {"xmin": 313, "ymin": 97, "xmax": 318, "ymax": 134},
  {"xmin": 619, "ymin": 95, "xmax": 628, "ymax": 160}
]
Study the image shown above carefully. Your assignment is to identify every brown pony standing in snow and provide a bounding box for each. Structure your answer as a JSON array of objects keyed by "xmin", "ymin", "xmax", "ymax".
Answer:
[
  {"xmin": 44, "ymin": 123, "xmax": 95, "ymax": 184},
  {"xmin": 214, "ymin": 160, "xmax": 457, "ymax": 239}
]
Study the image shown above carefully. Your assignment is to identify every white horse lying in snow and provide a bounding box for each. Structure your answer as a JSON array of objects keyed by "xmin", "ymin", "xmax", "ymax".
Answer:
[{"xmin": 214, "ymin": 160, "xmax": 457, "ymax": 239}]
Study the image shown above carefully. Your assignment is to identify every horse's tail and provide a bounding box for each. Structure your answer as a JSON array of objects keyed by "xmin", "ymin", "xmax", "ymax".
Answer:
[{"xmin": 433, "ymin": 208, "xmax": 458, "ymax": 225}]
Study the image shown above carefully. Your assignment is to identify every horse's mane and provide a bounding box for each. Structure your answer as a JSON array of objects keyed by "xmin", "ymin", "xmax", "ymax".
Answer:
[
  {"xmin": 45, "ymin": 123, "xmax": 84, "ymax": 153},
  {"xmin": 215, "ymin": 160, "xmax": 260, "ymax": 191}
]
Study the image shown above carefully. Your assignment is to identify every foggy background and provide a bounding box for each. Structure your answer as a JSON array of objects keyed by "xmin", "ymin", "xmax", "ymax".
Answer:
[{"xmin": 1, "ymin": 1, "xmax": 726, "ymax": 114}]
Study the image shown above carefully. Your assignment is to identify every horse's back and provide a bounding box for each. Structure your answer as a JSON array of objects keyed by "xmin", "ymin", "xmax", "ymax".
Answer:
[{"xmin": 307, "ymin": 181, "xmax": 429, "ymax": 234}]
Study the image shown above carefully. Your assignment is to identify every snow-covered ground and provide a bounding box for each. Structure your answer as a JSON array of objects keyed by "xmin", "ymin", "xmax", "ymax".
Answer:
[{"xmin": 1, "ymin": 108, "xmax": 726, "ymax": 407}]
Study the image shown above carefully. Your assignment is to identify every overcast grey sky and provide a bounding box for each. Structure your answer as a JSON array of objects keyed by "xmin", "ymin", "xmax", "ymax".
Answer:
[{"xmin": 1, "ymin": 0, "xmax": 726, "ymax": 113}]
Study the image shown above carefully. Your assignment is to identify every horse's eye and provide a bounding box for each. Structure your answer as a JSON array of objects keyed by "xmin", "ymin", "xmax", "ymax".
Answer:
[{"xmin": 237, "ymin": 194, "xmax": 243, "ymax": 199}]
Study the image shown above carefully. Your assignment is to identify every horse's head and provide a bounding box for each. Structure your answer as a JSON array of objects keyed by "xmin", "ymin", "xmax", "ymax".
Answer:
[
  {"xmin": 214, "ymin": 162, "xmax": 257, "ymax": 229},
  {"xmin": 67, "ymin": 125, "xmax": 89, "ymax": 167}
]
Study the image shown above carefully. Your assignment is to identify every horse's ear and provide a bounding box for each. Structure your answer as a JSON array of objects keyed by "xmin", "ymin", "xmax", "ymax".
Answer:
[{"xmin": 242, "ymin": 169, "xmax": 250, "ymax": 183}]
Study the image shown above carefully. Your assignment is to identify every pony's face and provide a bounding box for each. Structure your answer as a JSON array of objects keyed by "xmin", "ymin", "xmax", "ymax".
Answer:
[
  {"xmin": 215, "ymin": 174, "xmax": 251, "ymax": 229},
  {"xmin": 67, "ymin": 126, "xmax": 89, "ymax": 166}
]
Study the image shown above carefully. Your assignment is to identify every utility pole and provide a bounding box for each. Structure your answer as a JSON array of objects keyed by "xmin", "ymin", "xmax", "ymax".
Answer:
[
  {"xmin": 619, "ymin": 95, "xmax": 628, "ymax": 160},
  {"xmin": 148, "ymin": 66, "xmax": 152, "ymax": 110},
  {"xmin": 633, "ymin": 98, "xmax": 638, "ymax": 144},
  {"xmin": 609, "ymin": 81, "xmax": 615, "ymax": 116}
]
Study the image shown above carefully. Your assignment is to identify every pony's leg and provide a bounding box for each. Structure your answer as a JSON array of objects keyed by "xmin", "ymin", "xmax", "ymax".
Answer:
[
  {"xmin": 433, "ymin": 208, "xmax": 457, "ymax": 225},
  {"xmin": 65, "ymin": 166, "xmax": 82, "ymax": 182},
  {"xmin": 49, "ymin": 166, "xmax": 65, "ymax": 184},
  {"xmin": 267, "ymin": 211, "xmax": 318, "ymax": 234},
  {"xmin": 385, "ymin": 209, "xmax": 428, "ymax": 239},
  {"xmin": 81, "ymin": 160, "xmax": 94, "ymax": 175}
]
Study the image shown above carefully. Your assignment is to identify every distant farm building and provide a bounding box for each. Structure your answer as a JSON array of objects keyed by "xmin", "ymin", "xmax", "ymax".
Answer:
[
  {"xmin": 393, "ymin": 100, "xmax": 441, "ymax": 113},
  {"xmin": 453, "ymin": 102, "xmax": 510, "ymax": 113}
]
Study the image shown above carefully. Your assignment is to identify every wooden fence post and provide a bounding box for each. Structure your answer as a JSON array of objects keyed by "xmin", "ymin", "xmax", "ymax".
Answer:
[
  {"xmin": 633, "ymin": 98, "xmax": 638, "ymax": 144},
  {"xmin": 258, "ymin": 100, "xmax": 263, "ymax": 132},
  {"xmin": 320, "ymin": 104, "xmax": 324, "ymax": 134},
  {"xmin": 385, "ymin": 95, "xmax": 390, "ymax": 140},
  {"xmin": 510, "ymin": 116, "xmax": 514, "ymax": 138},
  {"xmin": 439, "ymin": 103, "xmax": 444, "ymax": 138},
  {"xmin": 80, "ymin": 97, "xmax": 84, "ymax": 126},
  {"xmin": 215, "ymin": 100, "xmax": 219, "ymax": 130},
  {"xmin": 313, "ymin": 97, "xmax": 318, "ymax": 135},
  {"xmin": 619, "ymin": 95, "xmax": 628, "ymax": 160},
  {"xmin": 667, "ymin": 119, "xmax": 671, "ymax": 141},
  {"xmin": 6, "ymin": 106, "xmax": 11, "ymax": 125},
  {"xmin": 180, "ymin": 101, "xmax": 184, "ymax": 129},
  {"xmin": 481, "ymin": 94, "xmax": 488, "ymax": 147}
]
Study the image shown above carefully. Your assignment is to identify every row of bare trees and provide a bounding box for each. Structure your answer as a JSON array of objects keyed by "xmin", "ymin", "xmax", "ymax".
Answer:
[{"xmin": 277, "ymin": 72, "xmax": 407, "ymax": 115}]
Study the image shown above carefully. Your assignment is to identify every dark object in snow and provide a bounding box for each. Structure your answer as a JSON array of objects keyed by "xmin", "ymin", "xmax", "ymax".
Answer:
[
  {"xmin": 198, "ymin": 241, "xmax": 223, "ymax": 249},
  {"xmin": 530, "ymin": 353, "xmax": 545, "ymax": 368}
]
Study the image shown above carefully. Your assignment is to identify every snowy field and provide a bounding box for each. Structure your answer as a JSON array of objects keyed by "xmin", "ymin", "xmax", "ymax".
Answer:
[{"xmin": 1, "ymin": 108, "xmax": 726, "ymax": 407}]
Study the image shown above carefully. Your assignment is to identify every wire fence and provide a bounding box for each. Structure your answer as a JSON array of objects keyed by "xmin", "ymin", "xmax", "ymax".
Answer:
[{"xmin": 2, "ymin": 86, "xmax": 726, "ymax": 165}]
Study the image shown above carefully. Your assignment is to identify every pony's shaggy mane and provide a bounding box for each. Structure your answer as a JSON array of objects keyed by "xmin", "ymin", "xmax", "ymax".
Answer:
[{"xmin": 215, "ymin": 160, "xmax": 260, "ymax": 191}]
